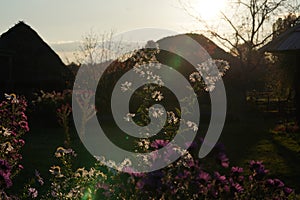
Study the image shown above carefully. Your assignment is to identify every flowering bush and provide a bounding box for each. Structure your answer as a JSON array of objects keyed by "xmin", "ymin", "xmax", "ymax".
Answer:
[
  {"xmin": 32, "ymin": 90, "xmax": 72, "ymax": 124},
  {"xmin": 57, "ymin": 103, "xmax": 72, "ymax": 147},
  {"xmin": 0, "ymin": 92, "xmax": 297, "ymax": 199},
  {"xmin": 0, "ymin": 94, "xmax": 29, "ymax": 198},
  {"xmin": 66, "ymin": 46, "xmax": 296, "ymax": 199},
  {"xmin": 0, "ymin": 44, "xmax": 298, "ymax": 199},
  {"xmin": 124, "ymin": 139, "xmax": 296, "ymax": 200},
  {"xmin": 41, "ymin": 146, "xmax": 108, "ymax": 199},
  {"xmin": 25, "ymin": 139, "xmax": 295, "ymax": 199}
]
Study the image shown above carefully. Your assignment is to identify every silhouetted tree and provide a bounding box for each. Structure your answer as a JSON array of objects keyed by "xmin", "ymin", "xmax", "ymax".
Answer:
[
  {"xmin": 272, "ymin": 13, "xmax": 300, "ymax": 38},
  {"xmin": 181, "ymin": 0, "xmax": 300, "ymax": 92}
]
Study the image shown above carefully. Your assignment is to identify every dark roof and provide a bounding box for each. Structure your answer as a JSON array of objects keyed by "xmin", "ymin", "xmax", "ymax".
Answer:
[
  {"xmin": 0, "ymin": 21, "xmax": 73, "ymax": 92},
  {"xmin": 157, "ymin": 33, "xmax": 234, "ymax": 61},
  {"xmin": 262, "ymin": 23, "xmax": 300, "ymax": 53}
]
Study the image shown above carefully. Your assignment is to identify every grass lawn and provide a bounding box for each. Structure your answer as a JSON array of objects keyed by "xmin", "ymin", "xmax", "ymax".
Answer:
[{"xmin": 219, "ymin": 109, "xmax": 300, "ymax": 192}]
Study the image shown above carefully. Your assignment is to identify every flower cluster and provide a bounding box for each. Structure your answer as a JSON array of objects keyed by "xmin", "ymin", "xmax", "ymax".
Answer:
[
  {"xmin": 17, "ymin": 138, "xmax": 294, "ymax": 200},
  {"xmin": 42, "ymin": 147, "xmax": 108, "ymax": 200},
  {"xmin": 0, "ymin": 94, "xmax": 29, "ymax": 197},
  {"xmin": 190, "ymin": 59, "xmax": 230, "ymax": 92},
  {"xmin": 32, "ymin": 90, "xmax": 72, "ymax": 123},
  {"xmin": 124, "ymin": 139, "xmax": 296, "ymax": 199},
  {"xmin": 32, "ymin": 90, "xmax": 72, "ymax": 105}
]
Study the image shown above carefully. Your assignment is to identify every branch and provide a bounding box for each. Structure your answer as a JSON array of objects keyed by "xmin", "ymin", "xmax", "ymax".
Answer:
[{"xmin": 220, "ymin": 12, "xmax": 248, "ymax": 44}]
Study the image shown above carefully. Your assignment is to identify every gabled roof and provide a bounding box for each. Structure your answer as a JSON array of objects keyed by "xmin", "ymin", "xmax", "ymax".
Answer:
[
  {"xmin": 0, "ymin": 21, "xmax": 73, "ymax": 92},
  {"xmin": 262, "ymin": 23, "xmax": 300, "ymax": 53}
]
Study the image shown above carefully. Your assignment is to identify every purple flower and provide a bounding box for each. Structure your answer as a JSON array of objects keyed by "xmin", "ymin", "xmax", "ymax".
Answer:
[
  {"xmin": 284, "ymin": 187, "xmax": 293, "ymax": 196},
  {"xmin": 231, "ymin": 182, "xmax": 244, "ymax": 193},
  {"xmin": 19, "ymin": 120, "xmax": 29, "ymax": 132},
  {"xmin": 231, "ymin": 166, "xmax": 243, "ymax": 174},
  {"xmin": 218, "ymin": 153, "xmax": 229, "ymax": 168},
  {"xmin": 18, "ymin": 139, "xmax": 25, "ymax": 146},
  {"xmin": 249, "ymin": 160, "xmax": 268, "ymax": 179},
  {"xmin": 214, "ymin": 172, "xmax": 227, "ymax": 184},
  {"xmin": 123, "ymin": 166, "xmax": 144, "ymax": 177},
  {"xmin": 185, "ymin": 159, "xmax": 195, "ymax": 168},
  {"xmin": 35, "ymin": 170, "xmax": 44, "ymax": 186},
  {"xmin": 136, "ymin": 180, "xmax": 145, "ymax": 190},
  {"xmin": 0, "ymin": 159, "xmax": 11, "ymax": 172},
  {"xmin": 0, "ymin": 170, "xmax": 12, "ymax": 188},
  {"xmin": 231, "ymin": 166, "xmax": 244, "ymax": 182},
  {"xmin": 199, "ymin": 171, "xmax": 211, "ymax": 183},
  {"xmin": 0, "ymin": 160, "xmax": 12, "ymax": 188},
  {"xmin": 266, "ymin": 178, "xmax": 274, "ymax": 186},
  {"xmin": 176, "ymin": 170, "xmax": 191, "ymax": 179},
  {"xmin": 28, "ymin": 187, "xmax": 38, "ymax": 198},
  {"xmin": 150, "ymin": 139, "xmax": 169, "ymax": 149},
  {"xmin": 20, "ymin": 112, "xmax": 27, "ymax": 120},
  {"xmin": 273, "ymin": 178, "xmax": 284, "ymax": 188}
]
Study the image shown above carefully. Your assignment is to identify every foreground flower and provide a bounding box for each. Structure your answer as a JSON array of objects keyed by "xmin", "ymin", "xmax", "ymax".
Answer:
[
  {"xmin": 150, "ymin": 140, "xmax": 169, "ymax": 149},
  {"xmin": 121, "ymin": 81, "xmax": 132, "ymax": 92},
  {"xmin": 0, "ymin": 159, "xmax": 12, "ymax": 188},
  {"xmin": 249, "ymin": 160, "xmax": 268, "ymax": 179},
  {"xmin": 186, "ymin": 121, "xmax": 198, "ymax": 132},
  {"xmin": 0, "ymin": 127, "xmax": 11, "ymax": 137},
  {"xmin": 199, "ymin": 171, "xmax": 211, "ymax": 183},
  {"xmin": 54, "ymin": 146, "xmax": 76, "ymax": 158},
  {"xmin": 28, "ymin": 187, "xmax": 38, "ymax": 198},
  {"xmin": 218, "ymin": 153, "xmax": 229, "ymax": 168},
  {"xmin": 151, "ymin": 91, "xmax": 164, "ymax": 101},
  {"xmin": 4, "ymin": 93, "xmax": 19, "ymax": 103},
  {"xmin": 35, "ymin": 170, "xmax": 44, "ymax": 186},
  {"xmin": 149, "ymin": 107, "xmax": 164, "ymax": 118},
  {"xmin": 124, "ymin": 113, "xmax": 135, "ymax": 122},
  {"xmin": 49, "ymin": 166, "xmax": 64, "ymax": 178},
  {"xmin": 189, "ymin": 71, "xmax": 202, "ymax": 83}
]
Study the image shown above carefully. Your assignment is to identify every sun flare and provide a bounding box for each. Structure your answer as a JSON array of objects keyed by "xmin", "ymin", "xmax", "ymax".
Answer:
[{"xmin": 195, "ymin": 0, "xmax": 226, "ymax": 21}]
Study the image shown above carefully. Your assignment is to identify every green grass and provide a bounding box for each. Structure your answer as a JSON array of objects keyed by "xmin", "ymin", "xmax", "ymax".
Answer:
[{"xmin": 220, "ymin": 117, "xmax": 300, "ymax": 192}]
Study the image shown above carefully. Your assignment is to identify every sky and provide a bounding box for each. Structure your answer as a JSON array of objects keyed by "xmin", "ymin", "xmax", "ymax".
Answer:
[
  {"xmin": 1, "ymin": 0, "xmax": 297, "ymax": 63},
  {"xmin": 1, "ymin": 0, "xmax": 214, "ymax": 62},
  {"xmin": 0, "ymin": 0, "xmax": 200, "ymax": 42}
]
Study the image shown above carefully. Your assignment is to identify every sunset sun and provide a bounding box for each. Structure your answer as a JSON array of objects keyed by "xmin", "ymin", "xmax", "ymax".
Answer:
[{"xmin": 195, "ymin": 0, "xmax": 226, "ymax": 20}]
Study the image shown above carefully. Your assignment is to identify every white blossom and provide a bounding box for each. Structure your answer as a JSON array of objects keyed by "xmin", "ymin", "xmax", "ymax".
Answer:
[
  {"xmin": 149, "ymin": 107, "xmax": 164, "ymax": 118},
  {"xmin": 189, "ymin": 72, "xmax": 202, "ymax": 83},
  {"xmin": 0, "ymin": 127, "xmax": 11, "ymax": 136},
  {"xmin": 167, "ymin": 111, "xmax": 179, "ymax": 124},
  {"xmin": 137, "ymin": 139, "xmax": 150, "ymax": 150},
  {"xmin": 120, "ymin": 81, "xmax": 132, "ymax": 92},
  {"xmin": 186, "ymin": 120, "xmax": 198, "ymax": 132},
  {"xmin": 151, "ymin": 91, "xmax": 164, "ymax": 101},
  {"xmin": 124, "ymin": 113, "xmax": 135, "ymax": 122},
  {"xmin": 195, "ymin": 58, "xmax": 230, "ymax": 92}
]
